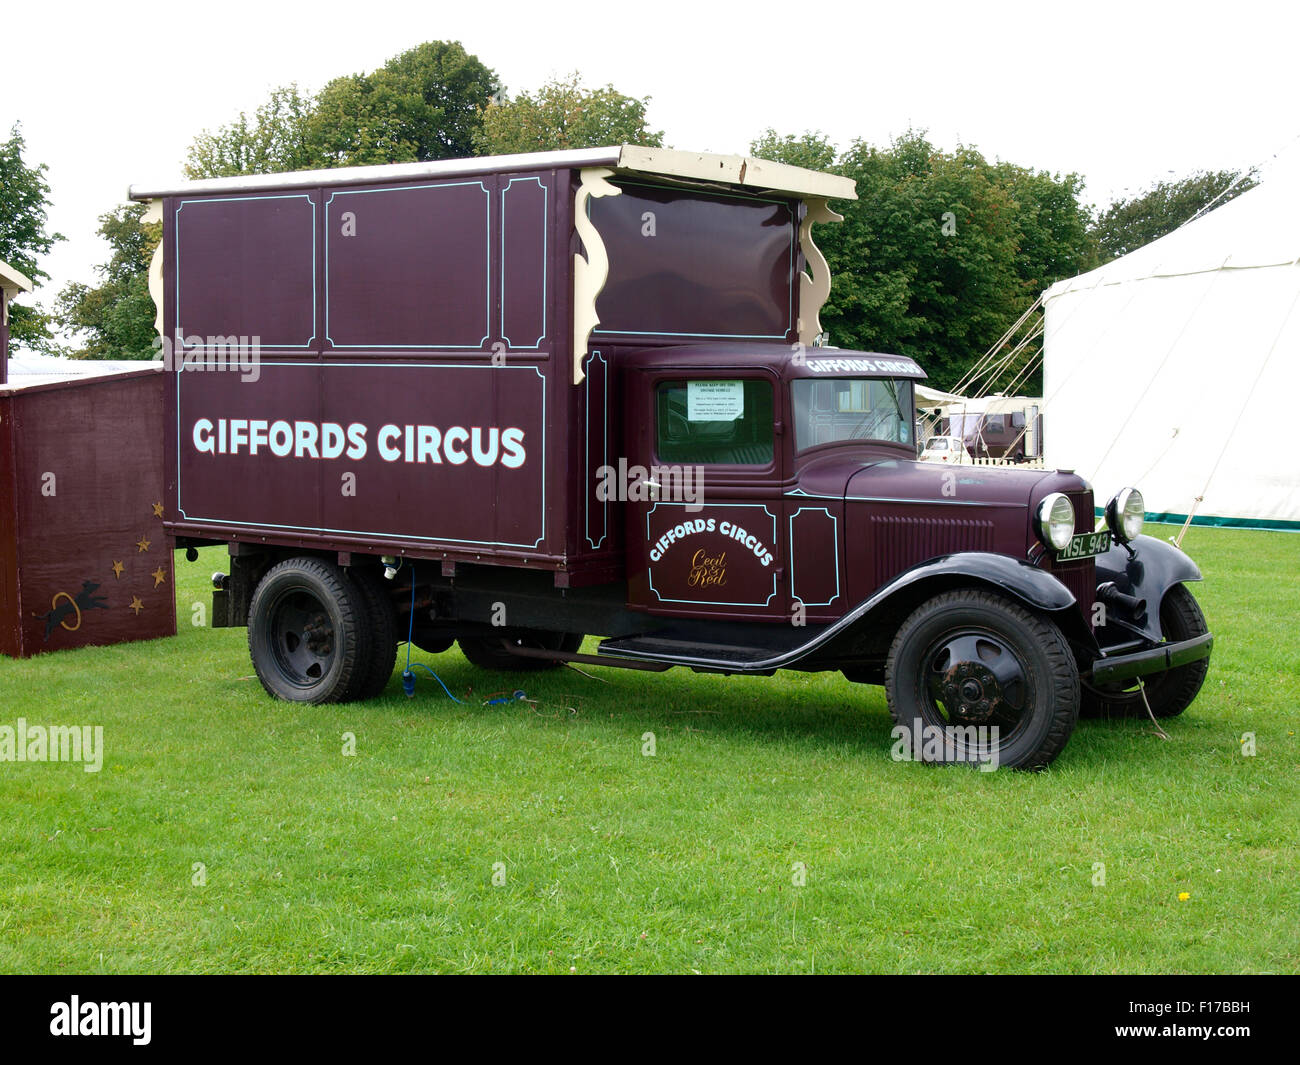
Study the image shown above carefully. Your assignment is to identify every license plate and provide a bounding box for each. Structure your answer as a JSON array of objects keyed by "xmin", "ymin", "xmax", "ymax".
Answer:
[{"xmin": 1057, "ymin": 529, "xmax": 1111, "ymax": 560}]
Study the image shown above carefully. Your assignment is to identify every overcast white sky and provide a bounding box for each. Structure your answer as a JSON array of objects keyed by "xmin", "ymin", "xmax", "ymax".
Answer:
[{"xmin": 4, "ymin": 0, "xmax": 1298, "ymax": 330}]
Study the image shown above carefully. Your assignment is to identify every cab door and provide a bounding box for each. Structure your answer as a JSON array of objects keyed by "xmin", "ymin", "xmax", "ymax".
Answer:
[{"xmin": 624, "ymin": 368, "xmax": 788, "ymax": 622}]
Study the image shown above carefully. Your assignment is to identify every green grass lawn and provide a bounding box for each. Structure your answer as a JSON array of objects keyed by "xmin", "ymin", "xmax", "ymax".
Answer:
[{"xmin": 1, "ymin": 526, "xmax": 1296, "ymax": 974}]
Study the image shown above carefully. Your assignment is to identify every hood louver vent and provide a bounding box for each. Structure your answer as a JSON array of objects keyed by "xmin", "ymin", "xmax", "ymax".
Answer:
[{"xmin": 870, "ymin": 515, "xmax": 995, "ymax": 587}]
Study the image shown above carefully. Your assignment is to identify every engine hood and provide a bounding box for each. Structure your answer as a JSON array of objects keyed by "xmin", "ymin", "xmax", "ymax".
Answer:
[{"xmin": 843, "ymin": 459, "xmax": 1090, "ymax": 510}]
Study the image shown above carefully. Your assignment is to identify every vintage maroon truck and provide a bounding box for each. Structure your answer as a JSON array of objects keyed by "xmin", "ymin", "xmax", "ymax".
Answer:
[{"xmin": 128, "ymin": 145, "xmax": 1212, "ymax": 769}]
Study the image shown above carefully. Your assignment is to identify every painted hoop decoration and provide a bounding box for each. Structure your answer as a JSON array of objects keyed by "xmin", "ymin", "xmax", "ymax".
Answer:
[{"xmin": 51, "ymin": 592, "xmax": 82, "ymax": 632}]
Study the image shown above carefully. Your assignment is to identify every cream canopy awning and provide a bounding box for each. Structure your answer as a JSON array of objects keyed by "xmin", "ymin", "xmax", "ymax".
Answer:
[
  {"xmin": 1, "ymin": 259, "xmax": 34, "ymax": 328},
  {"xmin": 0, "ymin": 259, "xmax": 33, "ymax": 301},
  {"xmin": 129, "ymin": 145, "xmax": 857, "ymax": 203},
  {"xmin": 915, "ymin": 384, "xmax": 970, "ymax": 409}
]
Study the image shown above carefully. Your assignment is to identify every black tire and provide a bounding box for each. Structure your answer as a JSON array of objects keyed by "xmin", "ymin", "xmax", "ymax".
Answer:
[
  {"xmin": 458, "ymin": 629, "xmax": 584, "ymax": 671},
  {"xmin": 885, "ymin": 589, "xmax": 1079, "ymax": 770},
  {"xmin": 1081, "ymin": 584, "xmax": 1209, "ymax": 720},
  {"xmin": 248, "ymin": 558, "xmax": 367, "ymax": 703},
  {"xmin": 349, "ymin": 569, "xmax": 399, "ymax": 700}
]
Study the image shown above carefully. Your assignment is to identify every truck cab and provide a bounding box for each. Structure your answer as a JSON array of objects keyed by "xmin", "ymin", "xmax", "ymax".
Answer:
[
  {"xmin": 603, "ymin": 339, "xmax": 1212, "ymax": 770},
  {"xmin": 620, "ymin": 345, "xmax": 920, "ymax": 625}
]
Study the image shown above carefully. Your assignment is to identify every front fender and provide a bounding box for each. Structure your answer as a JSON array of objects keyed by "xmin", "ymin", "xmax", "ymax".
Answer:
[
  {"xmin": 831, "ymin": 551, "xmax": 1098, "ymax": 655},
  {"xmin": 884, "ymin": 551, "xmax": 1077, "ymax": 609},
  {"xmin": 1095, "ymin": 534, "xmax": 1202, "ymax": 641}
]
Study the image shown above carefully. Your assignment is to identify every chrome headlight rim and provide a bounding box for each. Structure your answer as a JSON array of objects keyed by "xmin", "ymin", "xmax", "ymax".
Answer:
[
  {"xmin": 1035, "ymin": 492, "xmax": 1076, "ymax": 552},
  {"xmin": 1106, "ymin": 487, "xmax": 1145, "ymax": 543}
]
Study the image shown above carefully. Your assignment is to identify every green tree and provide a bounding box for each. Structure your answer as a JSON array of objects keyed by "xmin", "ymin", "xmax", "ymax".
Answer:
[
  {"xmin": 309, "ymin": 41, "xmax": 499, "ymax": 166},
  {"xmin": 185, "ymin": 84, "xmax": 319, "ymax": 179},
  {"xmin": 476, "ymin": 73, "xmax": 663, "ymax": 155},
  {"xmin": 185, "ymin": 42, "xmax": 499, "ymax": 179},
  {"xmin": 0, "ymin": 123, "xmax": 65, "ymax": 354},
  {"xmin": 1091, "ymin": 169, "xmax": 1256, "ymax": 263},
  {"xmin": 752, "ymin": 129, "xmax": 1095, "ymax": 393},
  {"xmin": 993, "ymin": 161, "xmax": 1097, "ymax": 294},
  {"xmin": 749, "ymin": 128, "xmax": 838, "ymax": 172},
  {"xmin": 817, "ymin": 132, "xmax": 1028, "ymax": 390},
  {"xmin": 55, "ymin": 204, "xmax": 160, "ymax": 359}
]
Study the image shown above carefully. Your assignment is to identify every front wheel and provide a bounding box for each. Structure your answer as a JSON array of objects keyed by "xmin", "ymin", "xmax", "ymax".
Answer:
[
  {"xmin": 1081, "ymin": 584, "xmax": 1209, "ymax": 719},
  {"xmin": 885, "ymin": 589, "xmax": 1080, "ymax": 770}
]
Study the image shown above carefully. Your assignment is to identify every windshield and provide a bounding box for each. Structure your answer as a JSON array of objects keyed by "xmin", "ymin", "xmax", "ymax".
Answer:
[
  {"xmin": 791, "ymin": 378, "xmax": 914, "ymax": 451},
  {"xmin": 925, "ymin": 438, "xmax": 949, "ymax": 451}
]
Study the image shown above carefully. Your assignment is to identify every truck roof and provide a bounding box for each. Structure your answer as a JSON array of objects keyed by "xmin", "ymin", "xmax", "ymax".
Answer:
[
  {"xmin": 622, "ymin": 343, "xmax": 927, "ymax": 380},
  {"xmin": 128, "ymin": 145, "xmax": 857, "ymax": 203}
]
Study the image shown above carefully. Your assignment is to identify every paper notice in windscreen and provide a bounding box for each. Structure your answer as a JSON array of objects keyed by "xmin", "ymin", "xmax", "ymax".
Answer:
[{"xmin": 687, "ymin": 380, "xmax": 745, "ymax": 421}]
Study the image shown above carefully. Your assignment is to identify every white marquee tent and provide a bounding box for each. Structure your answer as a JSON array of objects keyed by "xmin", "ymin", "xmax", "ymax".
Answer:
[{"xmin": 1042, "ymin": 158, "xmax": 1300, "ymax": 531}]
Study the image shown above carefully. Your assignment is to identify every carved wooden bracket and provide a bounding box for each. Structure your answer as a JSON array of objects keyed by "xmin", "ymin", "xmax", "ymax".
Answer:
[
  {"xmin": 797, "ymin": 197, "xmax": 843, "ymax": 346},
  {"xmin": 572, "ymin": 168, "xmax": 622, "ymax": 385}
]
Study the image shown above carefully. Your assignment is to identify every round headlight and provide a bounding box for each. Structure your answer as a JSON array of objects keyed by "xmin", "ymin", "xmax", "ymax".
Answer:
[
  {"xmin": 1035, "ymin": 493, "xmax": 1076, "ymax": 552},
  {"xmin": 1106, "ymin": 487, "xmax": 1145, "ymax": 543}
]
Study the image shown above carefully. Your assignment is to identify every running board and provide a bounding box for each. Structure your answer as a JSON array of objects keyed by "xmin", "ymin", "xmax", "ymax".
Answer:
[
  {"xmin": 596, "ymin": 624, "xmax": 829, "ymax": 672},
  {"xmin": 495, "ymin": 644, "xmax": 672, "ymax": 672}
]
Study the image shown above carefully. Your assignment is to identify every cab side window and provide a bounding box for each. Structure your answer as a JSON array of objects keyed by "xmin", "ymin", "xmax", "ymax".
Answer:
[{"xmin": 656, "ymin": 378, "xmax": 774, "ymax": 465}]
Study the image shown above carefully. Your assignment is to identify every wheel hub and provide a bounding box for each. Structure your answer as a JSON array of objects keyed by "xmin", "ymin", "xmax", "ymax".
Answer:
[
  {"xmin": 942, "ymin": 661, "xmax": 1001, "ymax": 724},
  {"xmin": 302, "ymin": 612, "xmax": 334, "ymax": 656}
]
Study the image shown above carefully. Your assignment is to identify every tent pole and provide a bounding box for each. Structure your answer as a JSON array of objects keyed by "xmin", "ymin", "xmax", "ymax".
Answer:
[{"xmin": 1174, "ymin": 498, "xmax": 1202, "ymax": 549}]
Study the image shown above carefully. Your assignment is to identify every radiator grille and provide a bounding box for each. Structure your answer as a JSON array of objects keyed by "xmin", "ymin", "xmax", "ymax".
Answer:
[{"xmin": 1047, "ymin": 559, "xmax": 1096, "ymax": 625}]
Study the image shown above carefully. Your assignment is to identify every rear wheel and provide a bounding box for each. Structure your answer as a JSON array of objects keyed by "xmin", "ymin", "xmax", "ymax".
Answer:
[
  {"xmin": 1081, "ymin": 584, "xmax": 1209, "ymax": 719},
  {"xmin": 349, "ymin": 569, "xmax": 399, "ymax": 700},
  {"xmin": 458, "ymin": 629, "xmax": 584, "ymax": 671},
  {"xmin": 885, "ymin": 589, "xmax": 1079, "ymax": 770},
  {"xmin": 248, "ymin": 558, "xmax": 366, "ymax": 703}
]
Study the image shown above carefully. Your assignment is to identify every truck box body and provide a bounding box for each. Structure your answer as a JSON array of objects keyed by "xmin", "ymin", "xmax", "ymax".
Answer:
[{"xmin": 134, "ymin": 148, "xmax": 848, "ymax": 588}]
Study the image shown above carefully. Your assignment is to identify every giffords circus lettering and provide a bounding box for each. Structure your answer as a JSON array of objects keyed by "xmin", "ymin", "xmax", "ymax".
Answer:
[
  {"xmin": 649, "ymin": 516, "xmax": 774, "ymax": 567},
  {"xmin": 190, "ymin": 419, "xmax": 527, "ymax": 468}
]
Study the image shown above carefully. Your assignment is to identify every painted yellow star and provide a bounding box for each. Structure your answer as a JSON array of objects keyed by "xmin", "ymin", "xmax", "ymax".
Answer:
[
  {"xmin": 151, "ymin": 566, "xmax": 167, "ymax": 588},
  {"xmin": 136, "ymin": 536, "xmax": 151, "ymax": 553},
  {"xmin": 152, "ymin": 502, "xmax": 165, "ymax": 518},
  {"xmin": 111, "ymin": 561, "xmax": 125, "ymax": 579},
  {"xmin": 128, "ymin": 596, "xmax": 144, "ymax": 616}
]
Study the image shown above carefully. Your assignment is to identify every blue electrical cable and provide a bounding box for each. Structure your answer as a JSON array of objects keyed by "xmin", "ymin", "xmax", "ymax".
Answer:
[
  {"xmin": 407, "ymin": 662, "xmax": 464, "ymax": 702},
  {"xmin": 401, "ymin": 563, "xmax": 463, "ymax": 703}
]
